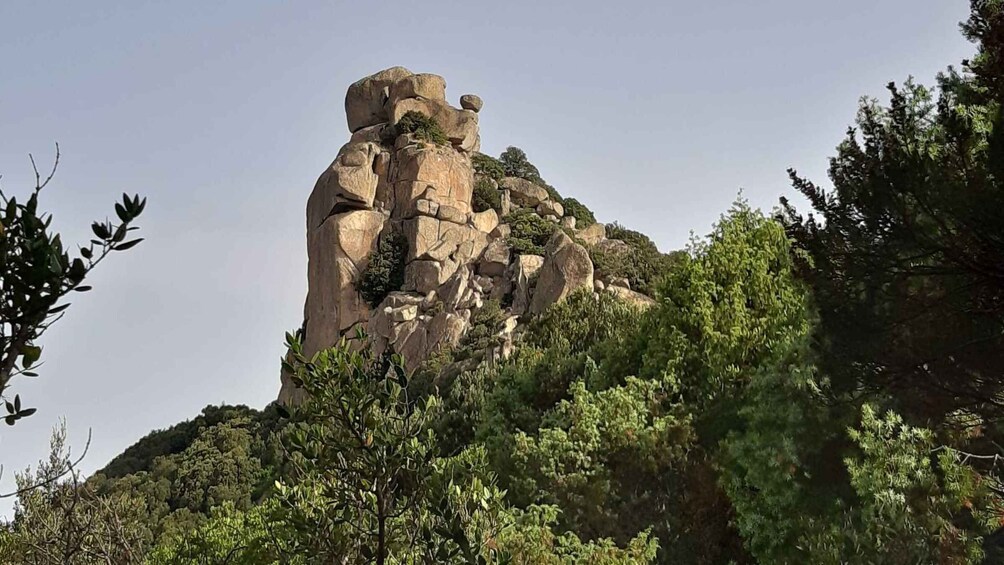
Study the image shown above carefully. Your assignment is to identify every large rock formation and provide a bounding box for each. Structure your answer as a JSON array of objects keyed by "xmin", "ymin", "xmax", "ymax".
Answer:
[{"xmin": 278, "ymin": 67, "xmax": 649, "ymax": 404}]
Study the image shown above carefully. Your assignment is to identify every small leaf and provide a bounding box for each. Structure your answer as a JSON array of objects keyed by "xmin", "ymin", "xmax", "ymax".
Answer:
[
  {"xmin": 69, "ymin": 258, "xmax": 87, "ymax": 281},
  {"xmin": 74, "ymin": 286, "xmax": 92, "ymax": 292},
  {"xmin": 17, "ymin": 408, "xmax": 36, "ymax": 418},
  {"xmin": 48, "ymin": 303, "xmax": 71, "ymax": 314},
  {"xmin": 22, "ymin": 346, "xmax": 41, "ymax": 368},
  {"xmin": 115, "ymin": 202, "xmax": 130, "ymax": 223},
  {"xmin": 91, "ymin": 222, "xmax": 111, "ymax": 240},
  {"xmin": 113, "ymin": 238, "xmax": 143, "ymax": 251},
  {"xmin": 48, "ymin": 253, "xmax": 63, "ymax": 274}
]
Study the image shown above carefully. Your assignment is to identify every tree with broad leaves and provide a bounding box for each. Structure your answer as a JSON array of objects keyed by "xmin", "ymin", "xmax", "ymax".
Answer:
[
  {"xmin": 274, "ymin": 330, "xmax": 656, "ymax": 564},
  {"xmin": 276, "ymin": 329, "xmax": 507, "ymax": 564},
  {"xmin": 0, "ymin": 144, "xmax": 145, "ymax": 426}
]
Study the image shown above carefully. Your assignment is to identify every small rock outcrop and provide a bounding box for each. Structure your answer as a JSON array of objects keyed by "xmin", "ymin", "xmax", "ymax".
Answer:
[{"xmin": 279, "ymin": 67, "xmax": 658, "ymax": 404}]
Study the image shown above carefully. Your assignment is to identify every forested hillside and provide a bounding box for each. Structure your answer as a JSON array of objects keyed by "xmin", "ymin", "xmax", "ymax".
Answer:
[{"xmin": 4, "ymin": 2, "xmax": 1004, "ymax": 563}]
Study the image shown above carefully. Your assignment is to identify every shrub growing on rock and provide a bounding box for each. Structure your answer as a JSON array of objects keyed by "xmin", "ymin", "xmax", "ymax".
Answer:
[
  {"xmin": 561, "ymin": 197, "xmax": 596, "ymax": 227},
  {"xmin": 590, "ymin": 222, "xmax": 681, "ymax": 296},
  {"xmin": 357, "ymin": 231, "xmax": 408, "ymax": 307},
  {"xmin": 542, "ymin": 183, "xmax": 563, "ymax": 204},
  {"xmin": 499, "ymin": 146, "xmax": 563, "ymax": 203},
  {"xmin": 455, "ymin": 299, "xmax": 506, "ymax": 360},
  {"xmin": 393, "ymin": 110, "xmax": 448, "ymax": 145},
  {"xmin": 499, "ymin": 147, "xmax": 542, "ymax": 183},
  {"xmin": 504, "ymin": 208, "xmax": 559, "ymax": 255},
  {"xmin": 472, "ymin": 177, "xmax": 502, "ymax": 213},
  {"xmin": 472, "ymin": 153, "xmax": 505, "ymax": 182}
]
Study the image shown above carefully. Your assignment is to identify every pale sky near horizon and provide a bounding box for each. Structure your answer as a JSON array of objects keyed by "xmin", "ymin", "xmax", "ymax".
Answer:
[{"xmin": 0, "ymin": 1, "xmax": 976, "ymax": 516}]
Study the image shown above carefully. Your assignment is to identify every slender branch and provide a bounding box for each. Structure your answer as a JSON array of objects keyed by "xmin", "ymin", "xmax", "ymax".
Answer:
[
  {"xmin": 0, "ymin": 428, "xmax": 91, "ymax": 498},
  {"xmin": 28, "ymin": 143, "xmax": 60, "ymax": 192}
]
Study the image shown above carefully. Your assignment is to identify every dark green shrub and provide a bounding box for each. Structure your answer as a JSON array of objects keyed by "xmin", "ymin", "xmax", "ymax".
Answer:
[
  {"xmin": 561, "ymin": 197, "xmax": 596, "ymax": 227},
  {"xmin": 499, "ymin": 146, "xmax": 542, "ymax": 182},
  {"xmin": 605, "ymin": 222, "xmax": 649, "ymax": 246},
  {"xmin": 504, "ymin": 209, "xmax": 558, "ymax": 255},
  {"xmin": 498, "ymin": 146, "xmax": 562, "ymax": 203},
  {"xmin": 357, "ymin": 231, "xmax": 408, "ymax": 307},
  {"xmin": 541, "ymin": 183, "xmax": 563, "ymax": 204},
  {"xmin": 472, "ymin": 153, "xmax": 505, "ymax": 182},
  {"xmin": 99, "ymin": 404, "xmax": 269, "ymax": 479},
  {"xmin": 590, "ymin": 222, "xmax": 682, "ymax": 296},
  {"xmin": 473, "ymin": 178, "xmax": 502, "ymax": 213},
  {"xmin": 455, "ymin": 299, "xmax": 506, "ymax": 360},
  {"xmin": 523, "ymin": 289, "xmax": 640, "ymax": 354},
  {"xmin": 394, "ymin": 111, "xmax": 448, "ymax": 145}
]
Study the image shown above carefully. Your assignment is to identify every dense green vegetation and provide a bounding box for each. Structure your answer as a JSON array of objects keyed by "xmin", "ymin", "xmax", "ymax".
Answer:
[
  {"xmin": 473, "ymin": 147, "xmax": 598, "ymax": 224},
  {"xmin": 472, "ymin": 153, "xmax": 506, "ymax": 214},
  {"xmin": 503, "ymin": 208, "xmax": 559, "ymax": 255},
  {"xmin": 472, "ymin": 153, "xmax": 505, "ymax": 182},
  {"xmin": 6, "ymin": 3, "xmax": 1004, "ymax": 563},
  {"xmin": 590, "ymin": 222, "xmax": 683, "ymax": 296},
  {"xmin": 1, "ymin": 408, "xmax": 286, "ymax": 561},
  {"xmin": 561, "ymin": 197, "xmax": 596, "ymax": 227}
]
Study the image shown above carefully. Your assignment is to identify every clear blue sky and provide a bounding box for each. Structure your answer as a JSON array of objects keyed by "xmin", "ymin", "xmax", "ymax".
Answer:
[{"xmin": 0, "ymin": 0, "xmax": 975, "ymax": 514}]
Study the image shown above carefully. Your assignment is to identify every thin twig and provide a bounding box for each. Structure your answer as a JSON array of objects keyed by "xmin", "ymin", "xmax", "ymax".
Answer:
[
  {"xmin": 0, "ymin": 427, "xmax": 91, "ymax": 498},
  {"xmin": 28, "ymin": 142, "xmax": 60, "ymax": 192}
]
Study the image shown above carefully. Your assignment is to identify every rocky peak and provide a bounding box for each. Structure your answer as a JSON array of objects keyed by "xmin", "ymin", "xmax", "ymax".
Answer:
[{"xmin": 278, "ymin": 67, "xmax": 644, "ymax": 404}]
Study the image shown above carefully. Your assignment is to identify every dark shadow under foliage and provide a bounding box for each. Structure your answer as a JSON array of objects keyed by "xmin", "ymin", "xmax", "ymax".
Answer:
[{"xmin": 357, "ymin": 230, "xmax": 408, "ymax": 308}]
